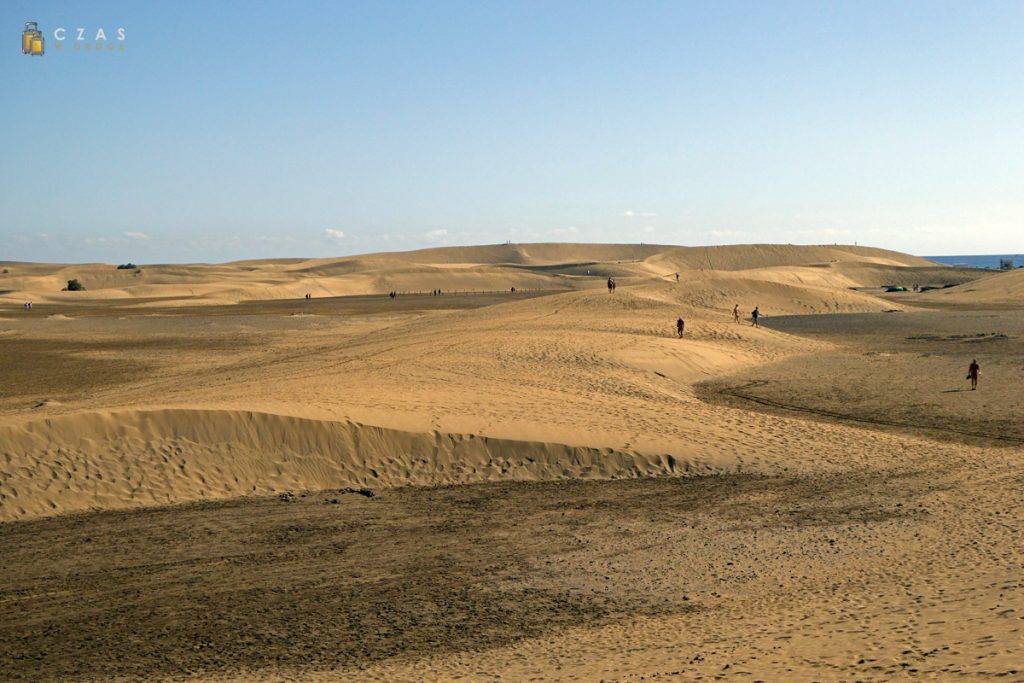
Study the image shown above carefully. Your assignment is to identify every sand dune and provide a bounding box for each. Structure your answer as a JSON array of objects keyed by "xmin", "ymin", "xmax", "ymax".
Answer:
[
  {"xmin": 1, "ymin": 242, "xmax": 1021, "ymax": 681},
  {"xmin": 919, "ymin": 266, "xmax": 1024, "ymax": 304},
  {"xmin": 0, "ymin": 408, "xmax": 699, "ymax": 521},
  {"xmin": 0, "ymin": 243, "xmax": 999, "ymax": 523},
  {"xmin": 657, "ymin": 269, "xmax": 903, "ymax": 315},
  {"xmin": 0, "ymin": 243, "xmax": 962, "ymax": 307}
]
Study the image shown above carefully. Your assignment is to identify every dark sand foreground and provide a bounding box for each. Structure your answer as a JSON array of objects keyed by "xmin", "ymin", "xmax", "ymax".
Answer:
[{"xmin": 3, "ymin": 466, "xmax": 1019, "ymax": 682}]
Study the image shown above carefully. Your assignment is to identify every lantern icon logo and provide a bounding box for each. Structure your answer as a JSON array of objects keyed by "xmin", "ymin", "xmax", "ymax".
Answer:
[{"xmin": 22, "ymin": 22, "xmax": 44, "ymax": 55}]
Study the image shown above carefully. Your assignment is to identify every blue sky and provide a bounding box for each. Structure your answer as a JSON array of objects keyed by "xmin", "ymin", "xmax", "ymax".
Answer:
[{"xmin": 2, "ymin": 1, "xmax": 1022, "ymax": 263}]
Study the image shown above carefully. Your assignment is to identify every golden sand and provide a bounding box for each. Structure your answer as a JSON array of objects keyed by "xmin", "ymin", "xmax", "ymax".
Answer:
[{"xmin": 0, "ymin": 243, "xmax": 1020, "ymax": 681}]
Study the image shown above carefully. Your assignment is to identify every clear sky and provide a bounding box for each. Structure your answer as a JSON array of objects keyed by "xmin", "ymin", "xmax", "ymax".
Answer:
[{"xmin": 2, "ymin": 1, "xmax": 1022, "ymax": 263}]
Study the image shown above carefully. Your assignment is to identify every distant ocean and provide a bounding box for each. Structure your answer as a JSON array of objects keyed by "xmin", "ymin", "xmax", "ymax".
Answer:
[{"xmin": 924, "ymin": 254, "xmax": 1024, "ymax": 269}]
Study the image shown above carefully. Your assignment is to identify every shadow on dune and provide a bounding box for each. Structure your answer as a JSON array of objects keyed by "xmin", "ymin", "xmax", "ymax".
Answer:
[{"xmin": 0, "ymin": 470, "xmax": 934, "ymax": 681}]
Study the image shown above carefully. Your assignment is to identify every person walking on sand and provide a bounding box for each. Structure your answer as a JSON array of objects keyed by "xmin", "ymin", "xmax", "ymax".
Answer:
[
  {"xmin": 676, "ymin": 316, "xmax": 685, "ymax": 338},
  {"xmin": 751, "ymin": 305, "xmax": 760, "ymax": 328},
  {"xmin": 733, "ymin": 304, "xmax": 740, "ymax": 323},
  {"xmin": 967, "ymin": 358, "xmax": 980, "ymax": 390}
]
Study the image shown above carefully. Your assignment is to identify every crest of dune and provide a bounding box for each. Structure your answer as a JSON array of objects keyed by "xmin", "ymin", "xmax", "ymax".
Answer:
[
  {"xmin": 917, "ymin": 266, "xmax": 1024, "ymax": 304},
  {"xmin": 0, "ymin": 243, "xmax": 940, "ymax": 306}
]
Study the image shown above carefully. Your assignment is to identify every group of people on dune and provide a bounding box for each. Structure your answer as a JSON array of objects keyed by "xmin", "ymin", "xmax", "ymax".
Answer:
[
  {"xmin": 678, "ymin": 293, "xmax": 983, "ymax": 391},
  {"xmin": 376, "ymin": 273, "xmax": 984, "ymax": 391},
  {"xmin": 731, "ymin": 303, "xmax": 759, "ymax": 327},
  {"xmin": 676, "ymin": 303, "xmax": 759, "ymax": 339}
]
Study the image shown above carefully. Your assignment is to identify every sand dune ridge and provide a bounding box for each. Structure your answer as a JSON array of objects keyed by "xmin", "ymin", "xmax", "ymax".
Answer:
[{"xmin": 0, "ymin": 408, "xmax": 704, "ymax": 521}]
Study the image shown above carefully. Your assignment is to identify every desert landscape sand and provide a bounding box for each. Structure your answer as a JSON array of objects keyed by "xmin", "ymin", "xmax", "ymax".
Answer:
[{"xmin": 0, "ymin": 243, "xmax": 1021, "ymax": 681}]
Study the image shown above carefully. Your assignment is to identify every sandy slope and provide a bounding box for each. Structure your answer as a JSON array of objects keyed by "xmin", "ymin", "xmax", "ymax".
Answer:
[
  {"xmin": 0, "ymin": 408, "xmax": 698, "ymax": 520},
  {"xmin": 0, "ymin": 242, "xmax": 948, "ymax": 306},
  {"xmin": 919, "ymin": 266, "xmax": 1024, "ymax": 304},
  {"xmin": 0, "ymin": 243, "xmax": 1000, "ymax": 521},
  {"xmin": 0, "ymin": 285, "xmax": 816, "ymax": 520},
  {"xmin": 0, "ymin": 242, "xmax": 1021, "ymax": 681}
]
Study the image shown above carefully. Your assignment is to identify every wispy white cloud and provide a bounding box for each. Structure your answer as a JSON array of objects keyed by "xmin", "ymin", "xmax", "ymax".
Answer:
[
  {"xmin": 642, "ymin": 225, "xmax": 655, "ymax": 233},
  {"xmin": 552, "ymin": 225, "xmax": 579, "ymax": 236},
  {"xmin": 421, "ymin": 229, "xmax": 450, "ymax": 242},
  {"xmin": 623, "ymin": 210, "xmax": 657, "ymax": 218},
  {"xmin": 124, "ymin": 231, "xmax": 148, "ymax": 239},
  {"xmin": 707, "ymin": 228, "xmax": 750, "ymax": 239},
  {"xmin": 324, "ymin": 228, "xmax": 346, "ymax": 241}
]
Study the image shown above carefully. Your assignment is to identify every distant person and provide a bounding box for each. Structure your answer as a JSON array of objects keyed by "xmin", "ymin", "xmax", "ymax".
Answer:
[
  {"xmin": 607, "ymin": 277, "xmax": 614, "ymax": 294},
  {"xmin": 675, "ymin": 272, "xmax": 680, "ymax": 282},
  {"xmin": 733, "ymin": 304, "xmax": 740, "ymax": 323},
  {"xmin": 676, "ymin": 316, "xmax": 685, "ymax": 338},
  {"xmin": 967, "ymin": 359, "xmax": 980, "ymax": 390},
  {"xmin": 751, "ymin": 305, "xmax": 760, "ymax": 328}
]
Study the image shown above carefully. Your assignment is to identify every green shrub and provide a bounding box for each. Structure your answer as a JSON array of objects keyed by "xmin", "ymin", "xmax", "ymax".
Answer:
[
  {"xmin": 66, "ymin": 279, "xmax": 85, "ymax": 291},
  {"xmin": 117, "ymin": 263, "xmax": 137, "ymax": 270}
]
